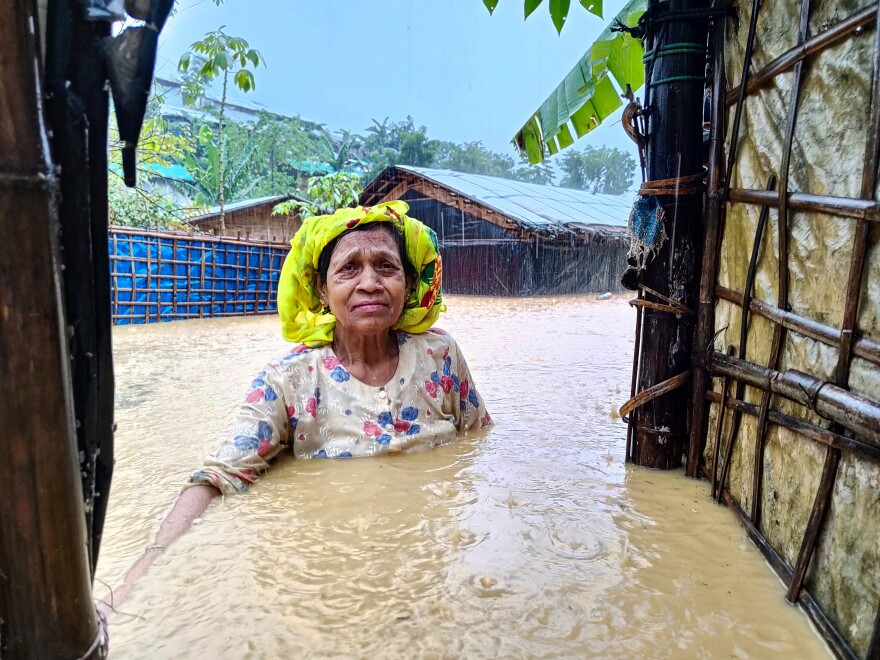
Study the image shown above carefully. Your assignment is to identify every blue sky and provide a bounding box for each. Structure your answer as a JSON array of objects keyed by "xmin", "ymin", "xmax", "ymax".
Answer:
[{"xmin": 156, "ymin": 0, "xmax": 638, "ymax": 163}]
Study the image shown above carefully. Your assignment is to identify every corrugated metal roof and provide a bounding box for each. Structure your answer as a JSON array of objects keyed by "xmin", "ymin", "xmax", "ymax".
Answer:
[
  {"xmin": 190, "ymin": 195, "xmax": 291, "ymax": 223},
  {"xmin": 397, "ymin": 166, "xmax": 633, "ymax": 230}
]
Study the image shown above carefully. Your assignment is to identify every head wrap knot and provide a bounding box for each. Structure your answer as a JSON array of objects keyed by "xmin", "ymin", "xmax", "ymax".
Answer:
[{"xmin": 277, "ymin": 201, "xmax": 445, "ymax": 346}]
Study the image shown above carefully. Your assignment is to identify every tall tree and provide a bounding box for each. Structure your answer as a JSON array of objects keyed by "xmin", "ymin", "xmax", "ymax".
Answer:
[
  {"xmin": 558, "ymin": 145, "xmax": 636, "ymax": 194},
  {"xmin": 435, "ymin": 140, "xmax": 516, "ymax": 177},
  {"xmin": 362, "ymin": 116, "xmax": 438, "ymax": 182},
  {"xmin": 178, "ymin": 28, "xmax": 265, "ymax": 230}
]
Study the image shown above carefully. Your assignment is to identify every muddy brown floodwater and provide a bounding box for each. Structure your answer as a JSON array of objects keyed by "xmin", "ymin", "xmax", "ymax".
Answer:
[{"xmin": 97, "ymin": 294, "xmax": 829, "ymax": 658}]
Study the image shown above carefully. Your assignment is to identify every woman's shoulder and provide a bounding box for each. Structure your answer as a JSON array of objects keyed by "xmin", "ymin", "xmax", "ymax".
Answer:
[{"xmin": 400, "ymin": 327, "xmax": 460, "ymax": 350}]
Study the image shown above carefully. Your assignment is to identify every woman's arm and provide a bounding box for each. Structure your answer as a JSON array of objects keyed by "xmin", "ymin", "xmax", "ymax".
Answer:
[{"xmin": 98, "ymin": 484, "xmax": 219, "ymax": 615}]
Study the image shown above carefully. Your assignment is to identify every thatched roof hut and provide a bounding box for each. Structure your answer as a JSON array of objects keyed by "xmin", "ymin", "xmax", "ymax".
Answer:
[{"xmin": 361, "ymin": 165, "xmax": 632, "ymax": 295}]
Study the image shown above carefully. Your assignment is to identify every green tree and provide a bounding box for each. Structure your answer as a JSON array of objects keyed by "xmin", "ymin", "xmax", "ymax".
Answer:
[
  {"xmin": 362, "ymin": 116, "xmax": 437, "ymax": 182},
  {"xmin": 273, "ymin": 171, "xmax": 363, "ymax": 219},
  {"xmin": 558, "ymin": 145, "xmax": 636, "ymax": 194},
  {"xmin": 108, "ymin": 87, "xmax": 196, "ymax": 228},
  {"xmin": 434, "ymin": 140, "xmax": 515, "ymax": 177},
  {"xmin": 510, "ymin": 156, "xmax": 557, "ymax": 185},
  {"xmin": 178, "ymin": 27, "xmax": 265, "ymax": 230}
]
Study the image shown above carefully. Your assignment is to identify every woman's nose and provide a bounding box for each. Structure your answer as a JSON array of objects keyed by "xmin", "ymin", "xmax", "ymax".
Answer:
[{"xmin": 356, "ymin": 266, "xmax": 382, "ymax": 291}]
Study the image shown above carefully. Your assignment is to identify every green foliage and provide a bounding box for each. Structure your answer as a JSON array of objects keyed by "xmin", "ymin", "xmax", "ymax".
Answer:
[
  {"xmin": 273, "ymin": 172, "xmax": 363, "ymax": 219},
  {"xmin": 435, "ymin": 140, "xmax": 514, "ymax": 177},
  {"xmin": 512, "ymin": 156, "xmax": 557, "ymax": 185},
  {"xmin": 524, "ymin": 0, "xmax": 543, "ymax": 18},
  {"xmin": 481, "ymin": 0, "xmax": 601, "ymax": 28},
  {"xmin": 549, "ymin": 0, "xmax": 571, "ymax": 34},
  {"xmin": 107, "ymin": 89, "xmax": 196, "ymax": 229},
  {"xmin": 558, "ymin": 145, "xmax": 636, "ymax": 194},
  {"xmin": 108, "ymin": 177, "xmax": 189, "ymax": 229},
  {"xmin": 361, "ymin": 116, "xmax": 438, "ymax": 182},
  {"xmin": 177, "ymin": 27, "xmax": 265, "ymax": 104}
]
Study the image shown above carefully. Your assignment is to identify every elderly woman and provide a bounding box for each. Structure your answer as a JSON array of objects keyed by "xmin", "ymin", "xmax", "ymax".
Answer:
[{"xmin": 105, "ymin": 201, "xmax": 490, "ymax": 611}]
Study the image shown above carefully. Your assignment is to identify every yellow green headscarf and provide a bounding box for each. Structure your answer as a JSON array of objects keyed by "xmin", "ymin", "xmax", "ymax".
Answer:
[{"xmin": 277, "ymin": 201, "xmax": 445, "ymax": 346}]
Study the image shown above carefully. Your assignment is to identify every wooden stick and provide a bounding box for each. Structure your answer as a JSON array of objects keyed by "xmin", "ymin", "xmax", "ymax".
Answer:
[
  {"xmin": 751, "ymin": 0, "xmax": 811, "ymax": 525},
  {"xmin": 145, "ymin": 238, "xmax": 152, "ymax": 324},
  {"xmin": 626, "ymin": 288, "xmax": 644, "ymax": 463},
  {"xmin": 725, "ymin": 3, "xmax": 878, "ymax": 106},
  {"xmin": 728, "ymin": 189, "xmax": 880, "ymax": 222},
  {"xmin": 687, "ymin": 6, "xmax": 728, "ymax": 478},
  {"xmin": 709, "ymin": 354, "xmax": 732, "ymax": 499},
  {"xmin": 708, "ymin": 351, "xmax": 880, "ymax": 445},
  {"xmin": 716, "ymin": 286, "xmax": 880, "ymax": 366},
  {"xmin": 705, "ymin": 389, "xmax": 880, "ymax": 463},
  {"xmin": 716, "ymin": 487, "xmax": 859, "ymax": 660},
  {"xmin": 172, "ymin": 238, "xmax": 178, "ymax": 320}
]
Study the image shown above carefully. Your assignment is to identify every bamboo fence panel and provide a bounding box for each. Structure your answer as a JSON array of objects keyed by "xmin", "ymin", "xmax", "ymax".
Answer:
[{"xmin": 108, "ymin": 227, "xmax": 289, "ymax": 325}]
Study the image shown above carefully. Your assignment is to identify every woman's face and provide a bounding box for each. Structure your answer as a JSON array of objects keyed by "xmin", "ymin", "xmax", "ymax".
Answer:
[{"xmin": 319, "ymin": 227, "xmax": 409, "ymax": 338}]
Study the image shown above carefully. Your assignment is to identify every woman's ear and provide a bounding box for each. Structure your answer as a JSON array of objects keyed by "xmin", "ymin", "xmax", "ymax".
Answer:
[{"xmin": 314, "ymin": 273, "xmax": 327, "ymax": 306}]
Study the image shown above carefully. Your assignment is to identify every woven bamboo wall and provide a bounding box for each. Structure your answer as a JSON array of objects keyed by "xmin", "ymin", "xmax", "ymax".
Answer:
[
  {"xmin": 109, "ymin": 227, "xmax": 288, "ymax": 325},
  {"xmin": 692, "ymin": 2, "xmax": 880, "ymax": 657}
]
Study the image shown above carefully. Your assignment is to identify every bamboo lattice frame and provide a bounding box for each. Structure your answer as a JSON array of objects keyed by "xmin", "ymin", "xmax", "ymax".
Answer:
[
  {"xmin": 109, "ymin": 227, "xmax": 289, "ymax": 325},
  {"xmin": 689, "ymin": 3, "xmax": 880, "ymax": 658}
]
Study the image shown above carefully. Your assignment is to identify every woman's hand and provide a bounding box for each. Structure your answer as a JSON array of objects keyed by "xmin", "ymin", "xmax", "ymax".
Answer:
[{"xmin": 97, "ymin": 484, "xmax": 220, "ymax": 616}]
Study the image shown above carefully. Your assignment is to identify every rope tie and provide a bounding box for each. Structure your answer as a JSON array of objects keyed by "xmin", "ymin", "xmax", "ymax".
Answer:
[{"xmin": 639, "ymin": 171, "xmax": 706, "ymax": 197}]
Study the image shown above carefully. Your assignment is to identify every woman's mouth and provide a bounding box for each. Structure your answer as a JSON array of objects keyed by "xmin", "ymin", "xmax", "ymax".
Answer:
[{"xmin": 352, "ymin": 301, "xmax": 389, "ymax": 312}]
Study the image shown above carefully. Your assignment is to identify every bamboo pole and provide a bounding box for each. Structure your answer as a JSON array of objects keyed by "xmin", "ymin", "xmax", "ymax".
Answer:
[
  {"xmin": 725, "ymin": 3, "xmax": 878, "ymax": 106},
  {"xmin": 716, "ymin": 488, "xmax": 859, "ymax": 660},
  {"xmin": 705, "ymin": 390, "xmax": 880, "ymax": 463},
  {"xmin": 749, "ymin": 0, "xmax": 811, "ymax": 525},
  {"xmin": 687, "ymin": 5, "xmax": 727, "ymax": 477},
  {"xmin": 728, "ymin": 188, "xmax": 880, "ymax": 222},
  {"xmin": 0, "ymin": 0, "xmax": 101, "ymax": 656},
  {"xmin": 631, "ymin": 0, "xmax": 710, "ymax": 469},
  {"xmin": 716, "ymin": 286, "xmax": 880, "ymax": 366},
  {"xmin": 708, "ymin": 351, "xmax": 880, "ymax": 445}
]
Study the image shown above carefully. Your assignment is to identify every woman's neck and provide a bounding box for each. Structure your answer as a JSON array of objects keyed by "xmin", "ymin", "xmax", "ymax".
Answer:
[{"xmin": 332, "ymin": 327, "xmax": 399, "ymax": 386}]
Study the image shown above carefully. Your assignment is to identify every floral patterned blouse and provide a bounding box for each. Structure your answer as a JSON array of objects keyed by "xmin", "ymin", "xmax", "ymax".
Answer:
[{"xmin": 189, "ymin": 328, "xmax": 491, "ymax": 495}]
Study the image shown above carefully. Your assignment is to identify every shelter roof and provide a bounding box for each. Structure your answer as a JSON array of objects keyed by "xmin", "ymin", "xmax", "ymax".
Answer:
[
  {"xmin": 189, "ymin": 193, "xmax": 305, "ymax": 224},
  {"xmin": 361, "ymin": 165, "xmax": 633, "ymax": 238}
]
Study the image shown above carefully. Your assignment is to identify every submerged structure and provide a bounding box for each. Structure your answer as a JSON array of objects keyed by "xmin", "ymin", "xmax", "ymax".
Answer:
[
  {"xmin": 514, "ymin": 0, "xmax": 880, "ymax": 656},
  {"xmin": 362, "ymin": 166, "xmax": 631, "ymax": 295}
]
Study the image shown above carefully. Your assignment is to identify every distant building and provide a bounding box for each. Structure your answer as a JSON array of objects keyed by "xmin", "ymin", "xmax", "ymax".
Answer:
[
  {"xmin": 361, "ymin": 166, "xmax": 631, "ymax": 295},
  {"xmin": 188, "ymin": 194, "xmax": 306, "ymax": 243}
]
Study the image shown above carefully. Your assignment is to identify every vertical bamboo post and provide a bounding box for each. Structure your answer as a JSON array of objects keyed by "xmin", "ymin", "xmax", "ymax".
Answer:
[
  {"xmin": 632, "ymin": 0, "xmax": 710, "ymax": 469},
  {"xmin": 145, "ymin": 239, "xmax": 153, "ymax": 323},
  {"xmin": 0, "ymin": 0, "xmax": 101, "ymax": 656},
  {"xmin": 199, "ymin": 243, "xmax": 207, "ymax": 318},
  {"xmin": 172, "ymin": 237, "xmax": 179, "ymax": 320},
  {"xmin": 687, "ymin": 2, "xmax": 727, "ymax": 478}
]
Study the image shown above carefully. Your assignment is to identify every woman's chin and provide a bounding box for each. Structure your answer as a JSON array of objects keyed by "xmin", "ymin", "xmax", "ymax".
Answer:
[{"xmin": 338, "ymin": 314, "xmax": 398, "ymax": 337}]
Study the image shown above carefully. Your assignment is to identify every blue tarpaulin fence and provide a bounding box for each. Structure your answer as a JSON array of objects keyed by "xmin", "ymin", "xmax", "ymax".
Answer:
[{"xmin": 109, "ymin": 228, "xmax": 289, "ymax": 325}]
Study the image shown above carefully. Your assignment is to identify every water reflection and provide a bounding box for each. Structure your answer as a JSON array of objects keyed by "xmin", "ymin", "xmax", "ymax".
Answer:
[{"xmin": 100, "ymin": 295, "xmax": 828, "ymax": 658}]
